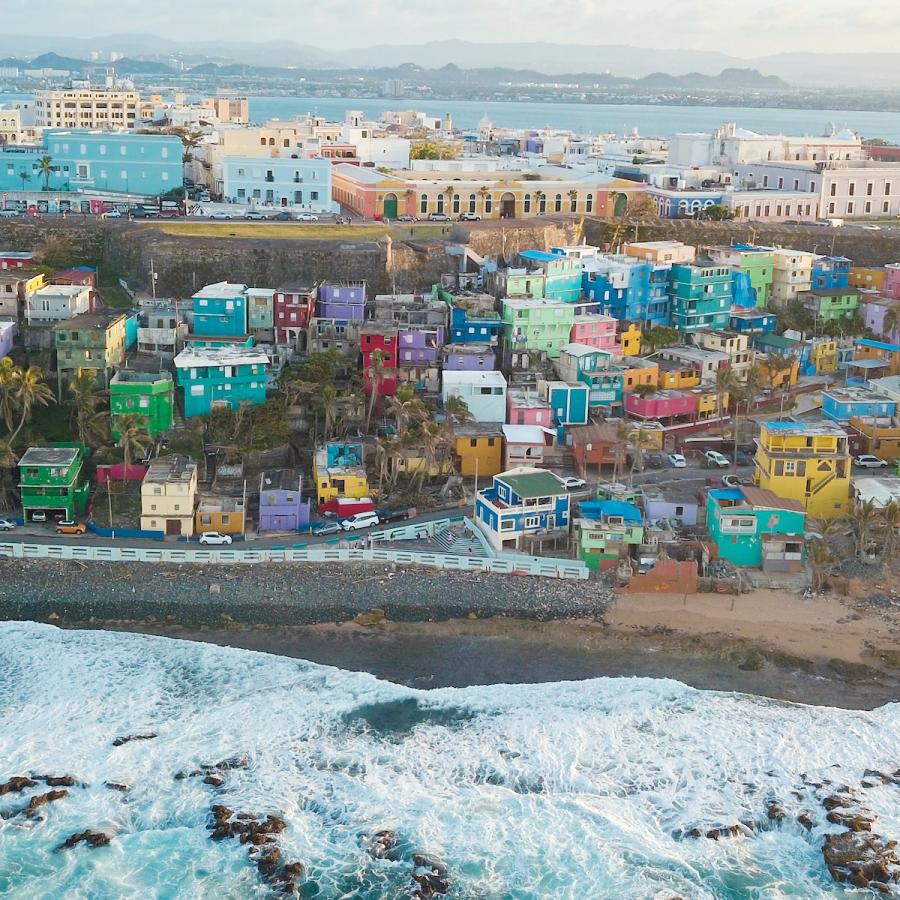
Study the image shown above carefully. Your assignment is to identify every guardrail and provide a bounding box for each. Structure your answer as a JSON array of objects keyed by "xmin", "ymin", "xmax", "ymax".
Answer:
[
  {"xmin": 369, "ymin": 515, "xmax": 465, "ymax": 542},
  {"xmin": 0, "ymin": 540, "xmax": 588, "ymax": 580}
]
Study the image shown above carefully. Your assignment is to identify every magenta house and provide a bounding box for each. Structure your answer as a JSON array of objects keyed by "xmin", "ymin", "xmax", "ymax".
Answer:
[
  {"xmin": 506, "ymin": 388, "xmax": 554, "ymax": 426},
  {"xmin": 317, "ymin": 281, "xmax": 367, "ymax": 321},
  {"xmin": 625, "ymin": 389, "xmax": 697, "ymax": 422},
  {"xmin": 570, "ymin": 314, "xmax": 618, "ymax": 354},
  {"xmin": 258, "ymin": 469, "xmax": 310, "ymax": 532},
  {"xmin": 442, "ymin": 343, "xmax": 496, "ymax": 371}
]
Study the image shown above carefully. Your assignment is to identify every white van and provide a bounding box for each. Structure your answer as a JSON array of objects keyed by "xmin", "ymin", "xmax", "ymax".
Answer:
[{"xmin": 341, "ymin": 511, "xmax": 380, "ymax": 531}]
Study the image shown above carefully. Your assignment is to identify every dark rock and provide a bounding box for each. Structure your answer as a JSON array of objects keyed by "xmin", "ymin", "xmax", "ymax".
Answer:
[
  {"xmin": 104, "ymin": 782, "xmax": 129, "ymax": 792},
  {"xmin": 823, "ymin": 832, "xmax": 900, "ymax": 887},
  {"xmin": 797, "ymin": 812, "xmax": 815, "ymax": 831},
  {"xmin": 37, "ymin": 775, "xmax": 77, "ymax": 787},
  {"xmin": 412, "ymin": 871, "xmax": 452, "ymax": 898},
  {"xmin": 241, "ymin": 831, "xmax": 274, "ymax": 845},
  {"xmin": 57, "ymin": 830, "xmax": 111, "ymax": 850},
  {"xmin": 767, "ymin": 802, "xmax": 786, "ymax": 822},
  {"xmin": 211, "ymin": 804, "xmax": 233, "ymax": 823},
  {"xmin": 203, "ymin": 774, "xmax": 225, "ymax": 787},
  {"xmin": 112, "ymin": 733, "xmax": 157, "ymax": 747},
  {"xmin": 24, "ymin": 789, "xmax": 69, "ymax": 817},
  {"xmin": 211, "ymin": 755, "xmax": 249, "ymax": 772},
  {"xmin": 174, "ymin": 771, "xmax": 187, "ymax": 780},
  {"xmin": 366, "ymin": 828, "xmax": 400, "ymax": 859},
  {"xmin": 235, "ymin": 812, "xmax": 257, "ymax": 820},
  {"xmin": 209, "ymin": 825, "xmax": 234, "ymax": 841},
  {"xmin": 827, "ymin": 810, "xmax": 875, "ymax": 832},
  {"xmin": 823, "ymin": 795, "xmax": 853, "ymax": 811},
  {"xmin": 412, "ymin": 853, "xmax": 448, "ymax": 876},
  {"xmin": 863, "ymin": 769, "xmax": 893, "ymax": 785},
  {"xmin": 255, "ymin": 846, "xmax": 282, "ymax": 877},
  {"xmin": 0, "ymin": 776, "xmax": 37, "ymax": 796}
]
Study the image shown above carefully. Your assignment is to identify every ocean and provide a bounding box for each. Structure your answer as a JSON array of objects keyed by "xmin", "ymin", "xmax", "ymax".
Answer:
[{"xmin": 1, "ymin": 622, "xmax": 898, "ymax": 898}]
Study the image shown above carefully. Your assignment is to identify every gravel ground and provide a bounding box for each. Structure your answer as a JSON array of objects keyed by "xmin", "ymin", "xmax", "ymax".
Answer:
[{"xmin": 0, "ymin": 558, "xmax": 615, "ymax": 626}]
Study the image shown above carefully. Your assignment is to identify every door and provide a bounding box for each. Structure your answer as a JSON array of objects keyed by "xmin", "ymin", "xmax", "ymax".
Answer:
[
  {"xmin": 166, "ymin": 519, "xmax": 182, "ymax": 536},
  {"xmin": 383, "ymin": 194, "xmax": 398, "ymax": 219}
]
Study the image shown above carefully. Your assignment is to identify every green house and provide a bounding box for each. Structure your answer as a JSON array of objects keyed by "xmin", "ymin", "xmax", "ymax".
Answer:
[
  {"xmin": 576, "ymin": 500, "xmax": 644, "ymax": 571},
  {"xmin": 707, "ymin": 486, "xmax": 806, "ymax": 570},
  {"xmin": 803, "ymin": 288, "xmax": 859, "ymax": 323},
  {"xmin": 501, "ymin": 298, "xmax": 576, "ymax": 359},
  {"xmin": 109, "ymin": 370, "xmax": 175, "ymax": 438},
  {"xmin": 19, "ymin": 443, "xmax": 90, "ymax": 522},
  {"xmin": 53, "ymin": 310, "xmax": 128, "ymax": 392}
]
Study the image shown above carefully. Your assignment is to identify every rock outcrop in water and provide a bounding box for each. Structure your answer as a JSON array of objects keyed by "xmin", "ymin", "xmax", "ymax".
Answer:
[
  {"xmin": 411, "ymin": 853, "xmax": 452, "ymax": 898},
  {"xmin": 57, "ymin": 830, "xmax": 111, "ymax": 850},
  {"xmin": 112, "ymin": 733, "xmax": 157, "ymax": 747},
  {"xmin": 823, "ymin": 832, "xmax": 899, "ymax": 890},
  {"xmin": 175, "ymin": 754, "xmax": 250, "ymax": 781},
  {"xmin": 0, "ymin": 776, "xmax": 36, "ymax": 796},
  {"xmin": 23, "ymin": 789, "xmax": 69, "ymax": 818},
  {"xmin": 35, "ymin": 775, "xmax": 77, "ymax": 787}
]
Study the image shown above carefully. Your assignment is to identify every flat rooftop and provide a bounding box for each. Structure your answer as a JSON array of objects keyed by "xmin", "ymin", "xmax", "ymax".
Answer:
[
  {"xmin": 762, "ymin": 420, "xmax": 848, "ymax": 437},
  {"xmin": 174, "ymin": 345, "xmax": 269, "ymax": 368},
  {"xmin": 193, "ymin": 281, "xmax": 247, "ymax": 299},
  {"xmin": 144, "ymin": 455, "xmax": 197, "ymax": 484},
  {"xmin": 19, "ymin": 446, "xmax": 79, "ymax": 468},
  {"xmin": 260, "ymin": 469, "xmax": 301, "ymax": 492},
  {"xmin": 110, "ymin": 370, "xmax": 173, "ymax": 385},
  {"xmin": 53, "ymin": 310, "xmax": 126, "ymax": 331}
]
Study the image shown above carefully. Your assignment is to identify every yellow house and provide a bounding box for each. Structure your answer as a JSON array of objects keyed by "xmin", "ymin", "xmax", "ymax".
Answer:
[
  {"xmin": 754, "ymin": 421, "xmax": 851, "ymax": 519},
  {"xmin": 454, "ymin": 426, "xmax": 504, "ymax": 477},
  {"xmin": 809, "ymin": 339, "xmax": 838, "ymax": 375},
  {"xmin": 140, "ymin": 455, "xmax": 199, "ymax": 536},
  {"xmin": 313, "ymin": 443, "xmax": 370, "ymax": 505},
  {"xmin": 387, "ymin": 448, "xmax": 453, "ymax": 481},
  {"xmin": 657, "ymin": 360, "xmax": 701, "ymax": 390},
  {"xmin": 195, "ymin": 495, "xmax": 246, "ymax": 535},
  {"xmin": 619, "ymin": 357, "xmax": 658, "ymax": 393},
  {"xmin": 849, "ymin": 267, "xmax": 885, "ymax": 291},
  {"xmin": 758, "ymin": 356, "xmax": 800, "ymax": 389},
  {"xmin": 687, "ymin": 384, "xmax": 728, "ymax": 421},
  {"xmin": 618, "ymin": 323, "xmax": 642, "ymax": 356}
]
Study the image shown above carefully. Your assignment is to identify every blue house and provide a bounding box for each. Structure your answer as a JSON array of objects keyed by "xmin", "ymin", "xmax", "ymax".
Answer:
[
  {"xmin": 192, "ymin": 282, "xmax": 248, "ymax": 338},
  {"xmin": 581, "ymin": 256, "xmax": 670, "ymax": 324},
  {"xmin": 543, "ymin": 380, "xmax": 590, "ymax": 427},
  {"xmin": 821, "ymin": 387, "xmax": 896, "ymax": 422},
  {"xmin": 811, "ymin": 256, "xmax": 851, "ymax": 291},
  {"xmin": 448, "ymin": 303, "xmax": 502, "ymax": 345},
  {"xmin": 730, "ymin": 308, "xmax": 777, "ymax": 334},
  {"xmin": 474, "ymin": 466, "xmax": 570, "ymax": 551}
]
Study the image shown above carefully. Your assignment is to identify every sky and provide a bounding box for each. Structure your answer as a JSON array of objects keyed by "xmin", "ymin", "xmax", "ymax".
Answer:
[{"xmin": 4, "ymin": 0, "xmax": 900, "ymax": 55}]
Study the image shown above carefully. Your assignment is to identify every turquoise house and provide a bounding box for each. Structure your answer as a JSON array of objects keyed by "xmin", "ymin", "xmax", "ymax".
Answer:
[
  {"xmin": 707, "ymin": 486, "xmax": 806, "ymax": 570},
  {"xmin": 192, "ymin": 282, "xmax": 249, "ymax": 338},
  {"xmin": 519, "ymin": 250, "xmax": 582, "ymax": 302},
  {"xmin": 543, "ymin": 380, "xmax": 590, "ymax": 426},
  {"xmin": 669, "ymin": 259, "xmax": 732, "ymax": 333},
  {"xmin": 174, "ymin": 344, "xmax": 268, "ymax": 417},
  {"xmin": 556, "ymin": 343, "xmax": 623, "ymax": 412}
]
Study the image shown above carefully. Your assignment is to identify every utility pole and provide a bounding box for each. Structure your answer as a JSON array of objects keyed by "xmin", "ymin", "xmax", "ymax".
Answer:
[{"xmin": 150, "ymin": 258, "xmax": 157, "ymax": 300}]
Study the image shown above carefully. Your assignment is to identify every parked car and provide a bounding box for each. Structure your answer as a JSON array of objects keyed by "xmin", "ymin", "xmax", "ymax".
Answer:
[
  {"xmin": 341, "ymin": 511, "xmax": 380, "ymax": 531},
  {"xmin": 244, "ymin": 211, "xmax": 268, "ymax": 220},
  {"xmin": 721, "ymin": 474, "xmax": 742, "ymax": 488},
  {"xmin": 704, "ymin": 449, "xmax": 730, "ymax": 468},
  {"xmin": 131, "ymin": 207, "xmax": 157, "ymax": 219},
  {"xmin": 56, "ymin": 520, "xmax": 86, "ymax": 535},
  {"xmin": 0, "ymin": 209, "xmax": 19, "ymax": 218},
  {"xmin": 561, "ymin": 476, "xmax": 587, "ymax": 490},
  {"xmin": 667, "ymin": 453, "xmax": 687, "ymax": 468},
  {"xmin": 458, "ymin": 212, "xmax": 482, "ymax": 221},
  {"xmin": 30, "ymin": 511, "xmax": 47, "ymax": 523},
  {"xmin": 199, "ymin": 531, "xmax": 233, "ymax": 545},
  {"xmin": 375, "ymin": 507, "xmax": 414, "ymax": 524},
  {"xmin": 854, "ymin": 454, "xmax": 889, "ymax": 468},
  {"xmin": 104, "ymin": 208, "xmax": 123, "ymax": 218},
  {"xmin": 198, "ymin": 192, "xmax": 211, "ymax": 202},
  {"xmin": 271, "ymin": 210, "xmax": 294, "ymax": 221},
  {"xmin": 397, "ymin": 214, "xmax": 416, "ymax": 222},
  {"xmin": 295, "ymin": 212, "xmax": 319, "ymax": 222},
  {"xmin": 646, "ymin": 452, "xmax": 664, "ymax": 469},
  {"xmin": 312, "ymin": 520, "xmax": 343, "ymax": 536},
  {"xmin": 0, "ymin": 518, "xmax": 15, "ymax": 531},
  {"xmin": 735, "ymin": 450, "xmax": 754, "ymax": 466},
  {"xmin": 427, "ymin": 212, "xmax": 451, "ymax": 222},
  {"xmin": 209, "ymin": 211, "xmax": 233, "ymax": 220}
]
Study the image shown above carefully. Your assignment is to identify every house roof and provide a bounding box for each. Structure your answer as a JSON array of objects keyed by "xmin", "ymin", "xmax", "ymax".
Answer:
[
  {"xmin": 739, "ymin": 485, "xmax": 805, "ymax": 513},
  {"xmin": 144, "ymin": 455, "xmax": 197, "ymax": 484},
  {"xmin": 498, "ymin": 467, "xmax": 565, "ymax": 498},
  {"xmin": 568, "ymin": 422, "xmax": 621, "ymax": 444},
  {"xmin": 174, "ymin": 345, "xmax": 269, "ymax": 369},
  {"xmin": 259, "ymin": 469, "xmax": 300, "ymax": 492},
  {"xmin": 579, "ymin": 499, "xmax": 642, "ymax": 523},
  {"xmin": 857, "ymin": 337, "xmax": 900, "ymax": 353},
  {"xmin": 502, "ymin": 424, "xmax": 550, "ymax": 444},
  {"xmin": 53, "ymin": 310, "xmax": 126, "ymax": 332},
  {"xmin": 19, "ymin": 446, "xmax": 79, "ymax": 468},
  {"xmin": 193, "ymin": 281, "xmax": 247, "ymax": 299}
]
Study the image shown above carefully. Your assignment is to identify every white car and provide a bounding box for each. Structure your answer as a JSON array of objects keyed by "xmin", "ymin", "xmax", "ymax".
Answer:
[
  {"xmin": 854, "ymin": 454, "xmax": 889, "ymax": 468},
  {"xmin": 0, "ymin": 518, "xmax": 15, "ymax": 531},
  {"xmin": 104, "ymin": 209, "xmax": 122, "ymax": 218},
  {"xmin": 341, "ymin": 511, "xmax": 380, "ymax": 531},
  {"xmin": 561, "ymin": 476, "xmax": 587, "ymax": 490},
  {"xmin": 295, "ymin": 212, "xmax": 319, "ymax": 222},
  {"xmin": 667, "ymin": 453, "xmax": 687, "ymax": 468},
  {"xmin": 199, "ymin": 531, "xmax": 233, "ymax": 545},
  {"xmin": 243, "ymin": 211, "xmax": 267, "ymax": 220},
  {"xmin": 209, "ymin": 211, "xmax": 233, "ymax": 220},
  {"xmin": 704, "ymin": 449, "xmax": 730, "ymax": 468},
  {"xmin": 30, "ymin": 511, "xmax": 47, "ymax": 523}
]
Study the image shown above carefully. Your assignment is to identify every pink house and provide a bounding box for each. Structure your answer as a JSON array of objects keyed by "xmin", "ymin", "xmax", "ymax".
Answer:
[
  {"xmin": 506, "ymin": 388, "xmax": 554, "ymax": 426},
  {"xmin": 570, "ymin": 314, "xmax": 619, "ymax": 354},
  {"xmin": 883, "ymin": 264, "xmax": 900, "ymax": 301},
  {"xmin": 625, "ymin": 389, "xmax": 697, "ymax": 422}
]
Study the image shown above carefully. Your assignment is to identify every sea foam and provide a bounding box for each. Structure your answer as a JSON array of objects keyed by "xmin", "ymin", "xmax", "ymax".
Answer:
[{"xmin": 0, "ymin": 621, "xmax": 897, "ymax": 898}]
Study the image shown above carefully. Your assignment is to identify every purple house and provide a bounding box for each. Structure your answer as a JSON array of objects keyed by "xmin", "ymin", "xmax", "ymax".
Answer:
[
  {"xmin": 317, "ymin": 281, "xmax": 367, "ymax": 321},
  {"xmin": 258, "ymin": 469, "xmax": 310, "ymax": 532},
  {"xmin": 0, "ymin": 319, "xmax": 16, "ymax": 360},
  {"xmin": 442, "ymin": 343, "xmax": 496, "ymax": 371},
  {"xmin": 861, "ymin": 297, "xmax": 898, "ymax": 342},
  {"xmin": 398, "ymin": 325, "xmax": 445, "ymax": 366}
]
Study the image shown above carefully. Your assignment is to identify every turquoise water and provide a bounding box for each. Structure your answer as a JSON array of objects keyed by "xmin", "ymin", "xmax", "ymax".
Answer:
[{"xmin": 0, "ymin": 622, "xmax": 898, "ymax": 898}]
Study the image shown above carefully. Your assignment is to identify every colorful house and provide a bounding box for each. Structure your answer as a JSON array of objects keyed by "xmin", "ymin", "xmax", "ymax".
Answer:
[
  {"xmin": 706, "ymin": 486, "xmax": 806, "ymax": 570},
  {"xmin": 847, "ymin": 417, "xmax": 900, "ymax": 461},
  {"xmin": 313, "ymin": 442, "xmax": 370, "ymax": 506},
  {"xmin": 624, "ymin": 240, "xmax": 696, "ymax": 265},
  {"xmin": 619, "ymin": 357, "xmax": 659, "ymax": 394},
  {"xmin": 275, "ymin": 283, "xmax": 317, "ymax": 348},
  {"xmin": 802, "ymin": 287, "xmax": 858, "ymax": 323},
  {"xmin": 539, "ymin": 380, "xmax": 590, "ymax": 426},
  {"xmin": 474, "ymin": 466, "xmax": 570, "ymax": 551},
  {"xmin": 501, "ymin": 298, "xmax": 576, "ymax": 360},
  {"xmin": 849, "ymin": 266, "xmax": 885, "ymax": 292},
  {"xmin": 258, "ymin": 469, "xmax": 310, "ymax": 532},
  {"xmin": 174, "ymin": 345, "xmax": 268, "ymax": 417},
  {"xmin": 576, "ymin": 499, "xmax": 644, "ymax": 571},
  {"xmin": 707, "ymin": 245, "xmax": 774, "ymax": 308},
  {"xmin": 140, "ymin": 455, "xmax": 198, "ymax": 536},
  {"xmin": 640, "ymin": 483, "xmax": 698, "ymax": 525},
  {"xmin": 502, "ymin": 424, "xmax": 553, "ymax": 469},
  {"xmin": 570, "ymin": 313, "xmax": 618, "ymax": 353},
  {"xmin": 822, "ymin": 387, "xmax": 896, "ymax": 422},
  {"xmin": 195, "ymin": 495, "xmax": 246, "ymax": 536},
  {"xmin": 25, "ymin": 284, "xmax": 91, "ymax": 326},
  {"xmin": 811, "ymin": 256, "xmax": 851, "ymax": 291},
  {"xmin": 453, "ymin": 425, "xmax": 504, "ymax": 478},
  {"xmin": 109, "ymin": 370, "xmax": 175, "ymax": 438},
  {"xmin": 53, "ymin": 310, "xmax": 127, "ymax": 390},
  {"xmin": 617, "ymin": 323, "xmax": 643, "ymax": 356},
  {"xmin": 729, "ymin": 308, "xmax": 777, "ymax": 334},
  {"xmin": 361, "ymin": 326, "xmax": 399, "ymax": 396},
  {"xmin": 809, "ymin": 338, "xmax": 838, "ymax": 375},
  {"xmin": 447, "ymin": 298, "xmax": 502, "ymax": 345},
  {"xmin": 246, "ymin": 288, "xmax": 276, "ymax": 344},
  {"xmin": 771, "ymin": 248, "xmax": 814, "ymax": 304},
  {"xmin": 754, "ymin": 421, "xmax": 851, "ymax": 519},
  {"xmin": 519, "ymin": 250, "xmax": 582, "ymax": 302},
  {"xmin": 668, "ymin": 259, "xmax": 733, "ymax": 333},
  {"xmin": 689, "ymin": 330, "xmax": 754, "ymax": 383},
  {"xmin": 569, "ymin": 422, "xmax": 624, "ymax": 479},
  {"xmin": 192, "ymin": 282, "xmax": 248, "ymax": 338},
  {"xmin": 506, "ymin": 388, "xmax": 554, "ymax": 426},
  {"xmin": 851, "ymin": 338, "xmax": 900, "ymax": 378},
  {"xmin": 0, "ymin": 319, "xmax": 16, "ymax": 359},
  {"xmin": 0, "ymin": 271, "xmax": 45, "ymax": 319},
  {"xmin": 625, "ymin": 389, "xmax": 697, "ymax": 423},
  {"xmin": 556, "ymin": 343, "xmax": 622, "ymax": 411},
  {"xmin": 19, "ymin": 443, "xmax": 89, "ymax": 522},
  {"xmin": 442, "ymin": 343, "xmax": 496, "ymax": 371},
  {"xmin": 442, "ymin": 370, "xmax": 507, "ymax": 422},
  {"xmin": 317, "ymin": 281, "xmax": 367, "ymax": 321}
]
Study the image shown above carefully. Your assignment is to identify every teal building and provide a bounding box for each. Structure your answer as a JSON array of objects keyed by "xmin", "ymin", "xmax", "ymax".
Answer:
[
  {"xmin": 174, "ymin": 344, "xmax": 268, "ymax": 417},
  {"xmin": 669, "ymin": 258, "xmax": 733, "ymax": 333}
]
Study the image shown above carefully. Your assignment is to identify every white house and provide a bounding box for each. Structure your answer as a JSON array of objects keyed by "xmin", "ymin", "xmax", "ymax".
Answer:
[
  {"xmin": 25, "ymin": 284, "xmax": 91, "ymax": 325},
  {"xmin": 221, "ymin": 156, "xmax": 338, "ymax": 212},
  {"xmin": 442, "ymin": 370, "xmax": 507, "ymax": 422}
]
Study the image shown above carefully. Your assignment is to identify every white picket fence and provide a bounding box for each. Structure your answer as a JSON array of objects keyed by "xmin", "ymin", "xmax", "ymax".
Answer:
[{"xmin": 0, "ymin": 541, "xmax": 589, "ymax": 580}]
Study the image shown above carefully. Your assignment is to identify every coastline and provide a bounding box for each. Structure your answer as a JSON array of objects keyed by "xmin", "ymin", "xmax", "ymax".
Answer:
[{"xmin": 3, "ymin": 557, "xmax": 899, "ymax": 710}]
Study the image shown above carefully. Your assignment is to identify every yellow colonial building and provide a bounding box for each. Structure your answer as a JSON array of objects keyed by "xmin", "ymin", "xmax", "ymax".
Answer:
[{"xmin": 754, "ymin": 421, "xmax": 851, "ymax": 519}]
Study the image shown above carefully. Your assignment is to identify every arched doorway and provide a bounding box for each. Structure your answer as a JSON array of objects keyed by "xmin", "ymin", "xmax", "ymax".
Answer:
[
  {"xmin": 614, "ymin": 193, "xmax": 628, "ymax": 217},
  {"xmin": 383, "ymin": 193, "xmax": 398, "ymax": 219},
  {"xmin": 500, "ymin": 192, "xmax": 516, "ymax": 218}
]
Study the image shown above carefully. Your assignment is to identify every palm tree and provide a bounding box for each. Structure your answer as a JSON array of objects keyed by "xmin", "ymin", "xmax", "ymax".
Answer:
[
  {"xmin": 116, "ymin": 413, "xmax": 153, "ymax": 482},
  {"xmin": 807, "ymin": 538, "xmax": 833, "ymax": 594},
  {"xmin": 853, "ymin": 499, "xmax": 880, "ymax": 560},
  {"xmin": 713, "ymin": 367, "xmax": 737, "ymax": 432},
  {"xmin": 414, "ymin": 419, "xmax": 445, "ymax": 492},
  {"xmin": 386, "ymin": 384, "xmax": 424, "ymax": 435},
  {"xmin": 641, "ymin": 326, "xmax": 680, "ymax": 354},
  {"xmin": 567, "ymin": 188, "xmax": 578, "ymax": 213},
  {"xmin": 443, "ymin": 184, "xmax": 455, "ymax": 216},
  {"xmin": 375, "ymin": 435, "xmax": 400, "ymax": 494},
  {"xmin": 443, "ymin": 394, "xmax": 473, "ymax": 435},
  {"xmin": 628, "ymin": 424, "xmax": 656, "ymax": 480},
  {"xmin": 38, "ymin": 155, "xmax": 54, "ymax": 191},
  {"xmin": 365, "ymin": 349, "xmax": 390, "ymax": 430},
  {"xmin": 883, "ymin": 305, "xmax": 900, "ymax": 343},
  {"xmin": 478, "ymin": 186, "xmax": 490, "ymax": 217},
  {"xmin": 17, "ymin": 170, "xmax": 30, "ymax": 191},
  {"xmin": 8, "ymin": 365, "xmax": 53, "ymax": 446},
  {"xmin": 68, "ymin": 371, "xmax": 109, "ymax": 447},
  {"xmin": 879, "ymin": 500, "xmax": 900, "ymax": 559},
  {"xmin": 321, "ymin": 383, "xmax": 338, "ymax": 440},
  {"xmin": 0, "ymin": 438, "xmax": 17, "ymax": 512},
  {"xmin": 0, "ymin": 357, "xmax": 21, "ymax": 434},
  {"xmin": 612, "ymin": 420, "xmax": 630, "ymax": 484}
]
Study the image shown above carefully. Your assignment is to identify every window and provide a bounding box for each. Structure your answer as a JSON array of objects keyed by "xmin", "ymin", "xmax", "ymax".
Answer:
[
  {"xmin": 524, "ymin": 515, "xmax": 540, "ymax": 528},
  {"xmin": 484, "ymin": 194, "xmax": 492, "ymax": 214},
  {"xmin": 793, "ymin": 179, "xmax": 800, "ymax": 190},
  {"xmin": 420, "ymin": 193, "xmax": 428, "ymax": 214},
  {"xmin": 847, "ymin": 202, "xmax": 854, "ymax": 214},
  {"xmin": 554, "ymin": 194, "xmax": 562, "ymax": 212},
  {"xmin": 452, "ymin": 194, "xmax": 460, "ymax": 214},
  {"xmin": 570, "ymin": 194, "xmax": 577, "ymax": 213},
  {"xmin": 866, "ymin": 201, "xmax": 872, "ymax": 213},
  {"xmin": 886, "ymin": 182, "xmax": 892, "ymax": 197},
  {"xmin": 867, "ymin": 182, "xmax": 874, "ymax": 196},
  {"xmin": 884, "ymin": 201, "xmax": 890, "ymax": 213},
  {"xmin": 777, "ymin": 177, "xmax": 783, "ymax": 189},
  {"xmin": 848, "ymin": 182, "xmax": 856, "ymax": 196},
  {"xmin": 468, "ymin": 193, "xmax": 476, "ymax": 213},
  {"xmin": 586, "ymin": 194, "xmax": 593, "ymax": 213},
  {"xmin": 523, "ymin": 194, "xmax": 531, "ymax": 213}
]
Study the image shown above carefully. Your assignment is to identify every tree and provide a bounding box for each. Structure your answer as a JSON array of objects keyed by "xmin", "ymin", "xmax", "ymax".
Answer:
[
  {"xmin": 365, "ymin": 349, "xmax": 390, "ymax": 430},
  {"xmin": 69, "ymin": 371, "xmax": 109, "ymax": 448},
  {"xmin": 0, "ymin": 357, "xmax": 20, "ymax": 434},
  {"xmin": 478, "ymin": 185, "xmax": 490, "ymax": 217},
  {"xmin": 628, "ymin": 424, "xmax": 656, "ymax": 479},
  {"xmin": 8, "ymin": 365, "xmax": 54, "ymax": 445},
  {"xmin": 879, "ymin": 500, "xmax": 900, "ymax": 559},
  {"xmin": 883, "ymin": 305, "xmax": 900, "ymax": 343},
  {"xmin": 641, "ymin": 326, "xmax": 680, "ymax": 354},
  {"xmin": 534, "ymin": 190, "xmax": 546, "ymax": 214},
  {"xmin": 386, "ymin": 384, "xmax": 424, "ymax": 436},
  {"xmin": 713, "ymin": 367, "xmax": 737, "ymax": 430},
  {"xmin": 696, "ymin": 204, "xmax": 733, "ymax": 221},
  {"xmin": 116, "ymin": 413, "xmax": 153, "ymax": 481},
  {"xmin": 764, "ymin": 351, "xmax": 794, "ymax": 417},
  {"xmin": 567, "ymin": 188, "xmax": 579, "ymax": 212},
  {"xmin": 38, "ymin": 155, "xmax": 54, "ymax": 191},
  {"xmin": 853, "ymin": 500, "xmax": 880, "ymax": 560},
  {"xmin": 807, "ymin": 538, "xmax": 833, "ymax": 594},
  {"xmin": 410, "ymin": 141, "xmax": 457, "ymax": 161},
  {"xmin": 443, "ymin": 394, "xmax": 473, "ymax": 433},
  {"xmin": 374, "ymin": 435, "xmax": 400, "ymax": 493},
  {"xmin": 34, "ymin": 233, "xmax": 76, "ymax": 270},
  {"xmin": 0, "ymin": 439, "xmax": 17, "ymax": 512},
  {"xmin": 17, "ymin": 170, "xmax": 30, "ymax": 190},
  {"xmin": 413, "ymin": 418, "xmax": 446, "ymax": 492}
]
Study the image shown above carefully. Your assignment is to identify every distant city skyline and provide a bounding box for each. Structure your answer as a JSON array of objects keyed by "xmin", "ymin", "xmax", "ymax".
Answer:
[{"xmin": 5, "ymin": 0, "xmax": 900, "ymax": 56}]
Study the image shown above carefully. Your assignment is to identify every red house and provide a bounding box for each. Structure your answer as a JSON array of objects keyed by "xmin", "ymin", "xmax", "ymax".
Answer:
[
  {"xmin": 360, "ymin": 326, "xmax": 398, "ymax": 396},
  {"xmin": 52, "ymin": 267, "xmax": 97, "ymax": 288},
  {"xmin": 625, "ymin": 389, "xmax": 697, "ymax": 423},
  {"xmin": 0, "ymin": 251, "xmax": 35, "ymax": 270},
  {"xmin": 274, "ymin": 282, "xmax": 317, "ymax": 348}
]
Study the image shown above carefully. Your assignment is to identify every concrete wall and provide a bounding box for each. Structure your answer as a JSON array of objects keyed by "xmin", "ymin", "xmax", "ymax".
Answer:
[{"xmin": 621, "ymin": 558, "xmax": 699, "ymax": 594}]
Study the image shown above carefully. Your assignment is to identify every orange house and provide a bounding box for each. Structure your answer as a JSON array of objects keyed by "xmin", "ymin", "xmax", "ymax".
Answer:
[
  {"xmin": 454, "ymin": 425, "xmax": 504, "ymax": 478},
  {"xmin": 619, "ymin": 357, "xmax": 659, "ymax": 393}
]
